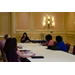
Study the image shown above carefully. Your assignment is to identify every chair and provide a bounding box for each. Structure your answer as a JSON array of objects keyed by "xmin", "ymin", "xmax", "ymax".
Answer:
[
  {"xmin": 0, "ymin": 42, "xmax": 8, "ymax": 62},
  {"xmin": 73, "ymin": 45, "xmax": 75, "ymax": 55},
  {"xmin": 1, "ymin": 47, "xmax": 8, "ymax": 62},
  {"xmin": 0, "ymin": 42, "xmax": 2, "ymax": 49},
  {"xmin": 54, "ymin": 41, "xmax": 56, "ymax": 46},
  {"xmin": 66, "ymin": 43, "xmax": 70, "ymax": 52}
]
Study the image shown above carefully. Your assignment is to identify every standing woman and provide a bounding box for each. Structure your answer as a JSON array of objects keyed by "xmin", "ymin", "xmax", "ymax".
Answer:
[{"xmin": 21, "ymin": 32, "xmax": 30, "ymax": 43}]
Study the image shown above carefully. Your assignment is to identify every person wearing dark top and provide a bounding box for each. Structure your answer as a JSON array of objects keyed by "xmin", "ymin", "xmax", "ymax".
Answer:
[
  {"xmin": 21, "ymin": 32, "xmax": 30, "ymax": 43},
  {"xmin": 56, "ymin": 36, "xmax": 67, "ymax": 52},
  {"xmin": 3, "ymin": 38, "xmax": 11, "ymax": 61},
  {"xmin": 4, "ymin": 38, "xmax": 35, "ymax": 62}
]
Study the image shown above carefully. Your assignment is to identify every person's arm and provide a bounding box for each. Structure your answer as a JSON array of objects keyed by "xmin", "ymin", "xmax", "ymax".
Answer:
[
  {"xmin": 41, "ymin": 41, "xmax": 48, "ymax": 45},
  {"xmin": 16, "ymin": 50, "xmax": 35, "ymax": 58},
  {"xmin": 21, "ymin": 37, "xmax": 25, "ymax": 43},
  {"xmin": 26, "ymin": 37, "xmax": 30, "ymax": 42}
]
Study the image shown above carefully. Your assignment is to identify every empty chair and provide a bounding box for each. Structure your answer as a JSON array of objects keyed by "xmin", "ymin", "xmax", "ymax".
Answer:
[
  {"xmin": 73, "ymin": 45, "xmax": 75, "ymax": 55},
  {"xmin": 66, "ymin": 43, "xmax": 70, "ymax": 52}
]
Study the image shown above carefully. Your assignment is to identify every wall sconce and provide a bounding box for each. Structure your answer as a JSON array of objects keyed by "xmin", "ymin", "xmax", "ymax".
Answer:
[{"xmin": 43, "ymin": 15, "xmax": 55, "ymax": 28}]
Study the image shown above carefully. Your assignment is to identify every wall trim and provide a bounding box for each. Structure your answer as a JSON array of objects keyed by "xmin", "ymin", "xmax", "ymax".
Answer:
[{"xmin": 0, "ymin": 36, "xmax": 11, "ymax": 37}]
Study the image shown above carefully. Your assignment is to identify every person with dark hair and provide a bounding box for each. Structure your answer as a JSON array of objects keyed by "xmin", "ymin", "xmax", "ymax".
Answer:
[
  {"xmin": 3, "ymin": 38, "xmax": 11, "ymax": 54},
  {"xmin": 0, "ymin": 34, "xmax": 9, "ymax": 48},
  {"xmin": 56, "ymin": 36, "xmax": 67, "ymax": 52},
  {"xmin": 41, "ymin": 34, "xmax": 54, "ymax": 46},
  {"xmin": 4, "ymin": 38, "xmax": 35, "ymax": 62},
  {"xmin": 21, "ymin": 32, "xmax": 30, "ymax": 43}
]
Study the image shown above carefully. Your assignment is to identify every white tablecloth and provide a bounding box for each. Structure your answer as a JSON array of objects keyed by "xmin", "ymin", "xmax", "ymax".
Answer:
[{"xmin": 18, "ymin": 43, "xmax": 75, "ymax": 62}]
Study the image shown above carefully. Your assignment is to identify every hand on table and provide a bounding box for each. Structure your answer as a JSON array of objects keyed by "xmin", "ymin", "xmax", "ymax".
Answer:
[
  {"xmin": 19, "ymin": 45, "xmax": 22, "ymax": 48},
  {"xmin": 31, "ymin": 53, "xmax": 35, "ymax": 56},
  {"xmin": 27, "ymin": 40, "xmax": 29, "ymax": 42}
]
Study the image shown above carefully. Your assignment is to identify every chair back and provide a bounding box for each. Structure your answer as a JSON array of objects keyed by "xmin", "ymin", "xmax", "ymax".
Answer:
[
  {"xmin": 1, "ymin": 48, "xmax": 8, "ymax": 62},
  {"xmin": 73, "ymin": 45, "xmax": 75, "ymax": 55},
  {"xmin": 54, "ymin": 41, "xmax": 57, "ymax": 46},
  {"xmin": 66, "ymin": 43, "xmax": 70, "ymax": 52},
  {"xmin": 0, "ymin": 42, "xmax": 2, "ymax": 49}
]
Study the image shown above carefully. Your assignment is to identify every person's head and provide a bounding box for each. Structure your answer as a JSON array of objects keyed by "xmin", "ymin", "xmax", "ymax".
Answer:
[
  {"xmin": 4, "ymin": 34, "xmax": 9, "ymax": 39},
  {"xmin": 45, "ymin": 34, "xmax": 52, "ymax": 41},
  {"xmin": 23, "ymin": 32, "xmax": 27, "ymax": 38},
  {"xmin": 10, "ymin": 38, "xmax": 17, "ymax": 50},
  {"xmin": 3, "ymin": 38, "xmax": 11, "ymax": 53},
  {"xmin": 56, "ymin": 36, "xmax": 62, "ymax": 43}
]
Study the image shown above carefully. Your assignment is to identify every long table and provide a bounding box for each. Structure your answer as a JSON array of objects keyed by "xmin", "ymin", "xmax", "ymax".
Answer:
[
  {"xmin": 30, "ymin": 40, "xmax": 46, "ymax": 43},
  {"xmin": 17, "ymin": 43, "xmax": 75, "ymax": 62}
]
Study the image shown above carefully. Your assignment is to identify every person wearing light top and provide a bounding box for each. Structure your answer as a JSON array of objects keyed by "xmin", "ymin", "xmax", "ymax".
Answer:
[
  {"xmin": 0, "ymin": 34, "xmax": 9, "ymax": 48},
  {"xmin": 41, "ymin": 34, "xmax": 54, "ymax": 47}
]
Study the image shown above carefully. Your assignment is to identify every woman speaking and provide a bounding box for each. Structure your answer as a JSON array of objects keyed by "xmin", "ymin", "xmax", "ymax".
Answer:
[{"xmin": 21, "ymin": 32, "xmax": 30, "ymax": 43}]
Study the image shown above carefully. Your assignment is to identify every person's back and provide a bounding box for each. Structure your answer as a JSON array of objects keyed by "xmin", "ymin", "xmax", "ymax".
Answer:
[
  {"xmin": 56, "ymin": 41, "xmax": 67, "ymax": 52},
  {"xmin": 48, "ymin": 40, "xmax": 54, "ymax": 46},
  {"xmin": 8, "ymin": 49, "xmax": 18, "ymax": 62},
  {"xmin": 8, "ymin": 38, "xmax": 19, "ymax": 62},
  {"xmin": 56, "ymin": 36, "xmax": 67, "ymax": 52}
]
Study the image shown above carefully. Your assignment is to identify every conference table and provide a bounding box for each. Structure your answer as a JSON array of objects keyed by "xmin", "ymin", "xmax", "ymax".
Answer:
[
  {"xmin": 30, "ymin": 39, "xmax": 46, "ymax": 43},
  {"xmin": 17, "ymin": 43, "xmax": 75, "ymax": 62}
]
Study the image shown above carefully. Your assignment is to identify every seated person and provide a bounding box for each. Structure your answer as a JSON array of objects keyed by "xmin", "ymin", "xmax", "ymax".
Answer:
[
  {"xmin": 56, "ymin": 36, "xmax": 67, "ymax": 52},
  {"xmin": 21, "ymin": 32, "xmax": 30, "ymax": 43},
  {"xmin": 41, "ymin": 34, "xmax": 54, "ymax": 47},
  {"xmin": 0, "ymin": 34, "xmax": 9, "ymax": 48},
  {"xmin": 3, "ymin": 38, "xmax": 35, "ymax": 62}
]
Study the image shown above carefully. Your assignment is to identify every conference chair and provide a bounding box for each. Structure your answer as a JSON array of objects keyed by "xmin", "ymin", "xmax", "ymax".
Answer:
[
  {"xmin": 54, "ymin": 41, "xmax": 57, "ymax": 46},
  {"xmin": 73, "ymin": 45, "xmax": 75, "ymax": 55},
  {"xmin": 66, "ymin": 43, "xmax": 70, "ymax": 52},
  {"xmin": 1, "ymin": 47, "xmax": 8, "ymax": 62},
  {"xmin": 0, "ymin": 42, "xmax": 2, "ymax": 49}
]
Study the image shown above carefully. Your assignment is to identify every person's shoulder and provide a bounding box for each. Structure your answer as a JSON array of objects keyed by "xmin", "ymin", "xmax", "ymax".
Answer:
[
  {"xmin": 59, "ymin": 41, "xmax": 63, "ymax": 43},
  {"xmin": 60, "ymin": 41, "xmax": 66, "ymax": 46},
  {"xmin": 49, "ymin": 40, "xmax": 54, "ymax": 42},
  {"xmin": 0, "ymin": 40, "xmax": 4, "ymax": 43}
]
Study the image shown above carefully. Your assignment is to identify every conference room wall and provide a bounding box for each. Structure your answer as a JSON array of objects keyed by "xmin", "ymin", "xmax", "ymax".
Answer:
[
  {"xmin": 66, "ymin": 12, "xmax": 75, "ymax": 46},
  {"xmin": 0, "ymin": 12, "xmax": 11, "ymax": 41},
  {"xmin": 0, "ymin": 12, "xmax": 75, "ymax": 47},
  {"xmin": 11, "ymin": 12, "xmax": 66, "ymax": 43}
]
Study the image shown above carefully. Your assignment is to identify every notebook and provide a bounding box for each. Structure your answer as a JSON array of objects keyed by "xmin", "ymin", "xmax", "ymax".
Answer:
[{"xmin": 20, "ymin": 50, "xmax": 31, "ymax": 54}]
